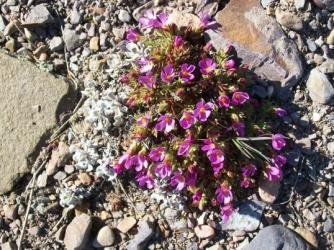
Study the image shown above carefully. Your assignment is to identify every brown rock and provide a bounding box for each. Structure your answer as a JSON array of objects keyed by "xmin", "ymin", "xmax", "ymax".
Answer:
[
  {"xmin": 206, "ymin": 0, "xmax": 303, "ymax": 92},
  {"xmin": 3, "ymin": 205, "xmax": 18, "ymax": 220},
  {"xmin": 64, "ymin": 214, "xmax": 92, "ymax": 250},
  {"xmin": 294, "ymin": 227, "xmax": 318, "ymax": 248},
  {"xmin": 168, "ymin": 10, "xmax": 201, "ymax": 30},
  {"xmin": 46, "ymin": 142, "xmax": 71, "ymax": 176},
  {"xmin": 275, "ymin": 8, "xmax": 303, "ymax": 31},
  {"xmin": 258, "ymin": 178, "xmax": 281, "ymax": 204},
  {"xmin": 194, "ymin": 225, "xmax": 215, "ymax": 239},
  {"xmin": 117, "ymin": 217, "xmax": 137, "ymax": 233},
  {"xmin": 327, "ymin": 29, "xmax": 334, "ymax": 45},
  {"xmin": 78, "ymin": 172, "xmax": 92, "ymax": 185},
  {"xmin": 1, "ymin": 241, "xmax": 17, "ymax": 250},
  {"xmin": 0, "ymin": 53, "xmax": 74, "ymax": 194},
  {"xmin": 5, "ymin": 39, "xmax": 15, "ymax": 52},
  {"xmin": 89, "ymin": 37, "xmax": 99, "ymax": 51}
]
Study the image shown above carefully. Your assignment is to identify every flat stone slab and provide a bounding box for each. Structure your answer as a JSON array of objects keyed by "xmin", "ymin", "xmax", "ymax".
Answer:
[
  {"xmin": 220, "ymin": 200, "xmax": 265, "ymax": 232},
  {"xmin": 206, "ymin": 0, "xmax": 303, "ymax": 91},
  {"xmin": 0, "ymin": 53, "xmax": 73, "ymax": 194}
]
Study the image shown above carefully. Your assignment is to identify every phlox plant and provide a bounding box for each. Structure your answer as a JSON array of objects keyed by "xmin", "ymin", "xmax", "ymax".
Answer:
[{"xmin": 112, "ymin": 10, "xmax": 288, "ymax": 222}]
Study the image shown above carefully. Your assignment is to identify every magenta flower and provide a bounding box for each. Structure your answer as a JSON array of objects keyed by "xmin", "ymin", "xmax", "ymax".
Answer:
[
  {"xmin": 118, "ymin": 153, "xmax": 136, "ymax": 170},
  {"xmin": 155, "ymin": 114, "xmax": 175, "ymax": 133},
  {"xmin": 221, "ymin": 204, "xmax": 235, "ymax": 223},
  {"xmin": 232, "ymin": 92, "xmax": 250, "ymax": 105},
  {"xmin": 179, "ymin": 63, "xmax": 196, "ymax": 82},
  {"xmin": 126, "ymin": 28, "xmax": 140, "ymax": 42},
  {"xmin": 241, "ymin": 164, "xmax": 257, "ymax": 177},
  {"xmin": 232, "ymin": 122, "xmax": 246, "ymax": 137},
  {"xmin": 274, "ymin": 108, "xmax": 287, "ymax": 117},
  {"xmin": 155, "ymin": 162, "xmax": 172, "ymax": 179},
  {"xmin": 134, "ymin": 154, "xmax": 149, "ymax": 172},
  {"xmin": 266, "ymin": 164, "xmax": 282, "ymax": 181},
  {"xmin": 199, "ymin": 58, "xmax": 216, "ymax": 75},
  {"xmin": 173, "ymin": 36, "xmax": 184, "ymax": 48},
  {"xmin": 208, "ymin": 149, "xmax": 225, "ymax": 165},
  {"xmin": 170, "ymin": 171, "xmax": 186, "ymax": 191},
  {"xmin": 136, "ymin": 172, "xmax": 155, "ymax": 189},
  {"xmin": 114, "ymin": 163, "xmax": 124, "ymax": 174},
  {"xmin": 218, "ymin": 95, "xmax": 230, "ymax": 108},
  {"xmin": 192, "ymin": 191, "xmax": 202, "ymax": 202},
  {"xmin": 149, "ymin": 146, "xmax": 166, "ymax": 162},
  {"xmin": 216, "ymin": 185, "xmax": 233, "ymax": 205},
  {"xmin": 177, "ymin": 134, "xmax": 193, "ymax": 156},
  {"xmin": 185, "ymin": 166, "xmax": 198, "ymax": 186},
  {"xmin": 198, "ymin": 12, "xmax": 216, "ymax": 29},
  {"xmin": 201, "ymin": 139, "xmax": 216, "ymax": 154},
  {"xmin": 240, "ymin": 177, "xmax": 252, "ymax": 188},
  {"xmin": 224, "ymin": 59, "xmax": 236, "ymax": 70},
  {"xmin": 136, "ymin": 114, "xmax": 150, "ymax": 128},
  {"xmin": 161, "ymin": 65, "xmax": 175, "ymax": 84},
  {"xmin": 272, "ymin": 134, "xmax": 286, "ymax": 151},
  {"xmin": 212, "ymin": 163, "xmax": 224, "ymax": 176},
  {"xmin": 272, "ymin": 155, "xmax": 287, "ymax": 168},
  {"xmin": 194, "ymin": 100, "xmax": 214, "ymax": 122},
  {"xmin": 139, "ymin": 10, "xmax": 169, "ymax": 29},
  {"xmin": 138, "ymin": 72, "xmax": 156, "ymax": 89},
  {"xmin": 138, "ymin": 57, "xmax": 154, "ymax": 73},
  {"xmin": 179, "ymin": 111, "xmax": 196, "ymax": 129}
]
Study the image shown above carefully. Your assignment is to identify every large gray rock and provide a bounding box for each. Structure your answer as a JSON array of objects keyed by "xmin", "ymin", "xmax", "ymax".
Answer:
[
  {"xmin": 206, "ymin": 0, "xmax": 303, "ymax": 94},
  {"xmin": 24, "ymin": 4, "xmax": 54, "ymax": 27},
  {"xmin": 220, "ymin": 200, "xmax": 264, "ymax": 232},
  {"xmin": 306, "ymin": 68, "xmax": 334, "ymax": 104},
  {"xmin": 63, "ymin": 28, "xmax": 83, "ymax": 51},
  {"xmin": 245, "ymin": 225, "xmax": 312, "ymax": 250},
  {"xmin": 64, "ymin": 214, "xmax": 92, "ymax": 250},
  {"xmin": 0, "ymin": 53, "xmax": 74, "ymax": 194},
  {"xmin": 312, "ymin": 0, "xmax": 334, "ymax": 10}
]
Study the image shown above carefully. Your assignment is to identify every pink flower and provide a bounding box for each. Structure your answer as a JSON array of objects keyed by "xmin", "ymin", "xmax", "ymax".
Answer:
[
  {"xmin": 138, "ymin": 72, "xmax": 156, "ymax": 89},
  {"xmin": 208, "ymin": 149, "xmax": 225, "ymax": 165},
  {"xmin": 136, "ymin": 172, "xmax": 155, "ymax": 189},
  {"xmin": 118, "ymin": 153, "xmax": 136, "ymax": 170},
  {"xmin": 155, "ymin": 162, "xmax": 172, "ymax": 179},
  {"xmin": 138, "ymin": 57, "xmax": 154, "ymax": 73},
  {"xmin": 201, "ymin": 139, "xmax": 216, "ymax": 154},
  {"xmin": 232, "ymin": 92, "xmax": 250, "ymax": 105},
  {"xmin": 194, "ymin": 100, "xmax": 214, "ymax": 122},
  {"xmin": 216, "ymin": 185, "xmax": 233, "ymax": 205},
  {"xmin": 272, "ymin": 134, "xmax": 286, "ymax": 151},
  {"xmin": 155, "ymin": 114, "xmax": 175, "ymax": 133},
  {"xmin": 177, "ymin": 134, "xmax": 193, "ymax": 156},
  {"xmin": 173, "ymin": 36, "xmax": 184, "ymax": 48},
  {"xmin": 274, "ymin": 108, "xmax": 287, "ymax": 117},
  {"xmin": 221, "ymin": 204, "xmax": 234, "ymax": 223},
  {"xmin": 212, "ymin": 162, "xmax": 224, "ymax": 176},
  {"xmin": 179, "ymin": 63, "xmax": 196, "ymax": 82},
  {"xmin": 272, "ymin": 155, "xmax": 287, "ymax": 168},
  {"xmin": 170, "ymin": 171, "xmax": 186, "ymax": 191},
  {"xmin": 241, "ymin": 164, "xmax": 257, "ymax": 177},
  {"xmin": 161, "ymin": 65, "xmax": 175, "ymax": 84},
  {"xmin": 224, "ymin": 59, "xmax": 236, "ymax": 70},
  {"xmin": 149, "ymin": 146, "xmax": 166, "ymax": 162},
  {"xmin": 185, "ymin": 165, "xmax": 198, "ymax": 186},
  {"xmin": 266, "ymin": 164, "xmax": 282, "ymax": 181},
  {"xmin": 139, "ymin": 10, "xmax": 169, "ymax": 29},
  {"xmin": 133, "ymin": 154, "xmax": 149, "ymax": 172},
  {"xmin": 192, "ymin": 191, "xmax": 202, "ymax": 202},
  {"xmin": 136, "ymin": 114, "xmax": 150, "ymax": 128},
  {"xmin": 179, "ymin": 111, "xmax": 196, "ymax": 129},
  {"xmin": 240, "ymin": 177, "xmax": 252, "ymax": 188},
  {"xmin": 114, "ymin": 164, "xmax": 124, "ymax": 174},
  {"xmin": 218, "ymin": 95, "xmax": 230, "ymax": 108},
  {"xmin": 198, "ymin": 58, "xmax": 216, "ymax": 75},
  {"xmin": 232, "ymin": 122, "xmax": 246, "ymax": 137},
  {"xmin": 198, "ymin": 12, "xmax": 216, "ymax": 29},
  {"xmin": 126, "ymin": 28, "xmax": 140, "ymax": 42}
]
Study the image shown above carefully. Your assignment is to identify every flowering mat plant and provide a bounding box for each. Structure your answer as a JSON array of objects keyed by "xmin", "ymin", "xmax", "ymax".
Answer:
[{"xmin": 112, "ymin": 10, "xmax": 287, "ymax": 222}]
